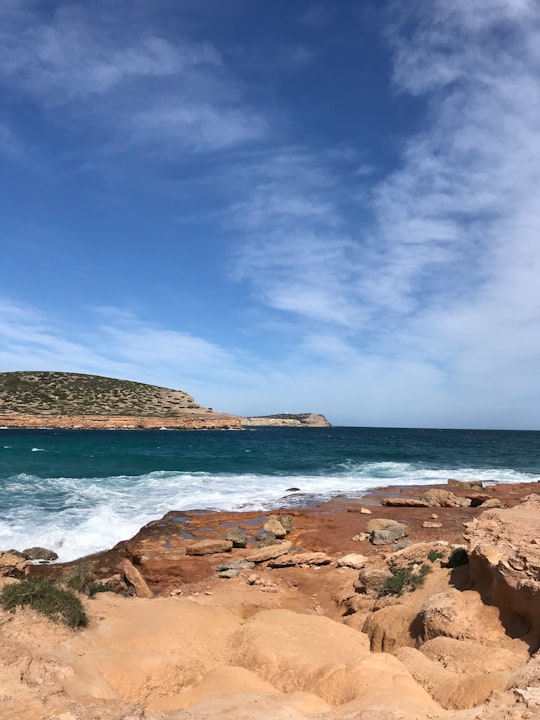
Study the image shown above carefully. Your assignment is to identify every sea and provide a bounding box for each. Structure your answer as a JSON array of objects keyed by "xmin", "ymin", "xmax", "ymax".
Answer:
[{"xmin": 1, "ymin": 426, "xmax": 539, "ymax": 562}]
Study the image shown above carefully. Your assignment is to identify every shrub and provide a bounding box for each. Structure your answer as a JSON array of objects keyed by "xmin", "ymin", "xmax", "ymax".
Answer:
[
  {"xmin": 379, "ymin": 563, "xmax": 432, "ymax": 597},
  {"xmin": 0, "ymin": 579, "xmax": 88, "ymax": 628},
  {"xmin": 427, "ymin": 549, "xmax": 444, "ymax": 563}
]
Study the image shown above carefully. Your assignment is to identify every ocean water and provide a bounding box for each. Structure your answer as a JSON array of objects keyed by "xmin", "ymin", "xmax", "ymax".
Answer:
[{"xmin": 1, "ymin": 426, "xmax": 539, "ymax": 562}]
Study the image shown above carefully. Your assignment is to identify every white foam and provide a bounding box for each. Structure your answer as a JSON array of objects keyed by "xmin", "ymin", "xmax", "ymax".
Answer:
[{"xmin": 1, "ymin": 463, "xmax": 538, "ymax": 562}]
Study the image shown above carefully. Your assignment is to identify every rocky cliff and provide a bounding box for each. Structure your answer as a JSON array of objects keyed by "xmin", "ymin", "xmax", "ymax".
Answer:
[
  {"xmin": 0, "ymin": 371, "xmax": 329, "ymax": 430},
  {"xmin": 0, "ymin": 371, "xmax": 241, "ymax": 430}
]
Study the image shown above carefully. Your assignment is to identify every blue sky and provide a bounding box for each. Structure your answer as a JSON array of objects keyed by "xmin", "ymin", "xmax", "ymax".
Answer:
[{"xmin": 1, "ymin": 0, "xmax": 540, "ymax": 429}]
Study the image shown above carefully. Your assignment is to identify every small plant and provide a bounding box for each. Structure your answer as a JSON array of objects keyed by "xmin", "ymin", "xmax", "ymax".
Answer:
[
  {"xmin": 379, "ymin": 563, "xmax": 432, "ymax": 597},
  {"xmin": 446, "ymin": 548, "xmax": 469, "ymax": 568},
  {"xmin": 0, "ymin": 579, "xmax": 88, "ymax": 628},
  {"xmin": 427, "ymin": 549, "xmax": 444, "ymax": 563},
  {"xmin": 87, "ymin": 581, "xmax": 112, "ymax": 596}
]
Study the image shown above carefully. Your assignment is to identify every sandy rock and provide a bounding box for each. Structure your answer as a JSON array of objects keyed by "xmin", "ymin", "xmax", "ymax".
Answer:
[
  {"xmin": 263, "ymin": 517, "xmax": 287, "ymax": 539},
  {"xmin": 119, "ymin": 559, "xmax": 154, "ymax": 598},
  {"xmin": 186, "ymin": 540, "xmax": 233, "ymax": 556},
  {"xmin": 420, "ymin": 636, "xmax": 528, "ymax": 674},
  {"xmin": 514, "ymin": 686, "xmax": 540, "ymax": 707},
  {"xmin": 337, "ymin": 553, "xmax": 368, "ymax": 569},
  {"xmin": 228, "ymin": 608, "xmax": 436, "ymax": 711},
  {"xmin": 0, "ymin": 551, "xmax": 31, "ymax": 577},
  {"xmin": 465, "ymin": 494, "xmax": 540, "ymax": 642},
  {"xmin": 395, "ymin": 645, "xmax": 510, "ymax": 709},
  {"xmin": 352, "ymin": 533, "xmax": 368, "ymax": 542},
  {"xmin": 420, "ymin": 588, "xmax": 516, "ymax": 646},
  {"xmin": 479, "ymin": 498, "xmax": 504, "ymax": 508},
  {"xmin": 387, "ymin": 543, "xmax": 447, "ymax": 573},
  {"xmin": 422, "ymin": 521, "xmax": 443, "ymax": 528},
  {"xmin": 255, "ymin": 530, "xmax": 277, "ymax": 547},
  {"xmin": 360, "ymin": 507, "xmax": 372, "ymax": 514},
  {"xmin": 246, "ymin": 541, "xmax": 292, "ymax": 563},
  {"xmin": 275, "ymin": 514, "xmax": 294, "ymax": 532}
]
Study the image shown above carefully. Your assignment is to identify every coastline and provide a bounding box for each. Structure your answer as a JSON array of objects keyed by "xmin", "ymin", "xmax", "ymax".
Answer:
[{"xmin": 2, "ymin": 477, "xmax": 540, "ymax": 719}]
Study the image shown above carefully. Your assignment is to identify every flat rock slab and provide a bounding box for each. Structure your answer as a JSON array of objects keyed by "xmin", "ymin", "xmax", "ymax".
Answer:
[
  {"xmin": 337, "ymin": 553, "xmax": 368, "ymax": 569},
  {"xmin": 246, "ymin": 541, "xmax": 292, "ymax": 563},
  {"xmin": 380, "ymin": 498, "xmax": 430, "ymax": 507},
  {"xmin": 268, "ymin": 551, "xmax": 332, "ymax": 568},
  {"xmin": 185, "ymin": 539, "xmax": 233, "ymax": 556}
]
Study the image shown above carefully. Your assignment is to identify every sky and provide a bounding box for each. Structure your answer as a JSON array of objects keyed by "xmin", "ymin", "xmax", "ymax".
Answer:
[{"xmin": 1, "ymin": 0, "xmax": 540, "ymax": 429}]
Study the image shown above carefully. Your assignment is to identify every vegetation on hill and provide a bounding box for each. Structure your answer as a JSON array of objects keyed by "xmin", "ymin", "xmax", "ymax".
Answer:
[{"xmin": 0, "ymin": 371, "xmax": 201, "ymax": 418}]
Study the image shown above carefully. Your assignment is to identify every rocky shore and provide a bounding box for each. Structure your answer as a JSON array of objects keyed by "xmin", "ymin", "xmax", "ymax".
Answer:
[{"xmin": 2, "ymin": 479, "xmax": 540, "ymax": 719}]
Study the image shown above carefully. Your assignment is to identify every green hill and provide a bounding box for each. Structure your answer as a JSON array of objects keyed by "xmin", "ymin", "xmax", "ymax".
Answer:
[{"xmin": 0, "ymin": 371, "xmax": 202, "ymax": 418}]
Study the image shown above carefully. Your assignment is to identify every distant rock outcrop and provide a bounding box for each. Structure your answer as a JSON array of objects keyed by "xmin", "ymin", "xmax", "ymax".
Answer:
[{"xmin": 241, "ymin": 412, "xmax": 331, "ymax": 427}]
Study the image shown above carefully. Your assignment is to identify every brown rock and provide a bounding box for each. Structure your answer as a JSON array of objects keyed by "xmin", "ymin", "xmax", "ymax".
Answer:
[
  {"xmin": 245, "ymin": 541, "xmax": 292, "ymax": 563},
  {"xmin": 420, "ymin": 489, "xmax": 462, "ymax": 507},
  {"xmin": 185, "ymin": 540, "xmax": 233, "ymax": 556},
  {"xmin": 478, "ymin": 498, "xmax": 504, "ymax": 508},
  {"xmin": 422, "ymin": 521, "xmax": 443, "ymax": 528},
  {"xmin": 448, "ymin": 478, "xmax": 484, "ymax": 489},
  {"xmin": 337, "ymin": 553, "xmax": 368, "ymax": 569},
  {"xmin": 119, "ymin": 559, "xmax": 154, "ymax": 598},
  {"xmin": 268, "ymin": 551, "xmax": 331, "ymax": 568},
  {"xmin": 380, "ymin": 498, "xmax": 430, "ymax": 507},
  {"xmin": 263, "ymin": 517, "xmax": 287, "ymax": 539},
  {"xmin": 354, "ymin": 568, "xmax": 393, "ymax": 595}
]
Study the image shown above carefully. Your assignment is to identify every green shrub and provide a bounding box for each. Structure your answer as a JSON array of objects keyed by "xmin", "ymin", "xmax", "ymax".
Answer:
[
  {"xmin": 87, "ymin": 581, "xmax": 112, "ymax": 596},
  {"xmin": 446, "ymin": 548, "xmax": 469, "ymax": 568},
  {"xmin": 427, "ymin": 549, "xmax": 444, "ymax": 563},
  {"xmin": 379, "ymin": 563, "xmax": 432, "ymax": 597},
  {"xmin": 0, "ymin": 579, "xmax": 88, "ymax": 628}
]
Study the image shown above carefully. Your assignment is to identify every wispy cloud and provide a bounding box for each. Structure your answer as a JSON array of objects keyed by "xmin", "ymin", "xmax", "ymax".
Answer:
[{"xmin": 0, "ymin": 2, "xmax": 266, "ymax": 155}]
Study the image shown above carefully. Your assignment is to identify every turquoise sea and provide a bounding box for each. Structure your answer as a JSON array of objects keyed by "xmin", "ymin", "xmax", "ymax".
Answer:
[{"xmin": 1, "ymin": 427, "xmax": 539, "ymax": 561}]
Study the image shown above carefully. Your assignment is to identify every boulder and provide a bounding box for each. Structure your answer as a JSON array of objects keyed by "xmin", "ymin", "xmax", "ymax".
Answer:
[
  {"xmin": 354, "ymin": 568, "xmax": 393, "ymax": 595},
  {"xmin": 225, "ymin": 528, "xmax": 248, "ymax": 548},
  {"xmin": 255, "ymin": 529, "xmax": 277, "ymax": 547},
  {"xmin": 22, "ymin": 546, "xmax": 59, "ymax": 561},
  {"xmin": 119, "ymin": 558, "xmax": 154, "ymax": 598},
  {"xmin": 478, "ymin": 498, "xmax": 504, "ymax": 508},
  {"xmin": 185, "ymin": 540, "xmax": 233, "ymax": 556},
  {"xmin": 0, "ymin": 551, "xmax": 30, "ymax": 578},
  {"xmin": 366, "ymin": 519, "xmax": 409, "ymax": 546},
  {"xmin": 420, "ymin": 489, "xmax": 462, "ymax": 507},
  {"xmin": 246, "ymin": 541, "xmax": 292, "ymax": 563},
  {"xmin": 337, "ymin": 553, "xmax": 368, "ymax": 569},
  {"xmin": 263, "ymin": 517, "xmax": 287, "ymax": 539}
]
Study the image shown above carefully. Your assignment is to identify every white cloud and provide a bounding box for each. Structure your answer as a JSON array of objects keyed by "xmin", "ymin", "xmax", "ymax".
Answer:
[{"xmin": 0, "ymin": 2, "xmax": 265, "ymax": 155}]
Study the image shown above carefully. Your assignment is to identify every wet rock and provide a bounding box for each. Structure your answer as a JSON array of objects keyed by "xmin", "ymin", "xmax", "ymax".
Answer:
[
  {"xmin": 285, "ymin": 487, "xmax": 300, "ymax": 492},
  {"xmin": 185, "ymin": 539, "xmax": 233, "ymax": 556},
  {"xmin": 22, "ymin": 546, "xmax": 59, "ymax": 561},
  {"xmin": 225, "ymin": 528, "xmax": 248, "ymax": 548}
]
